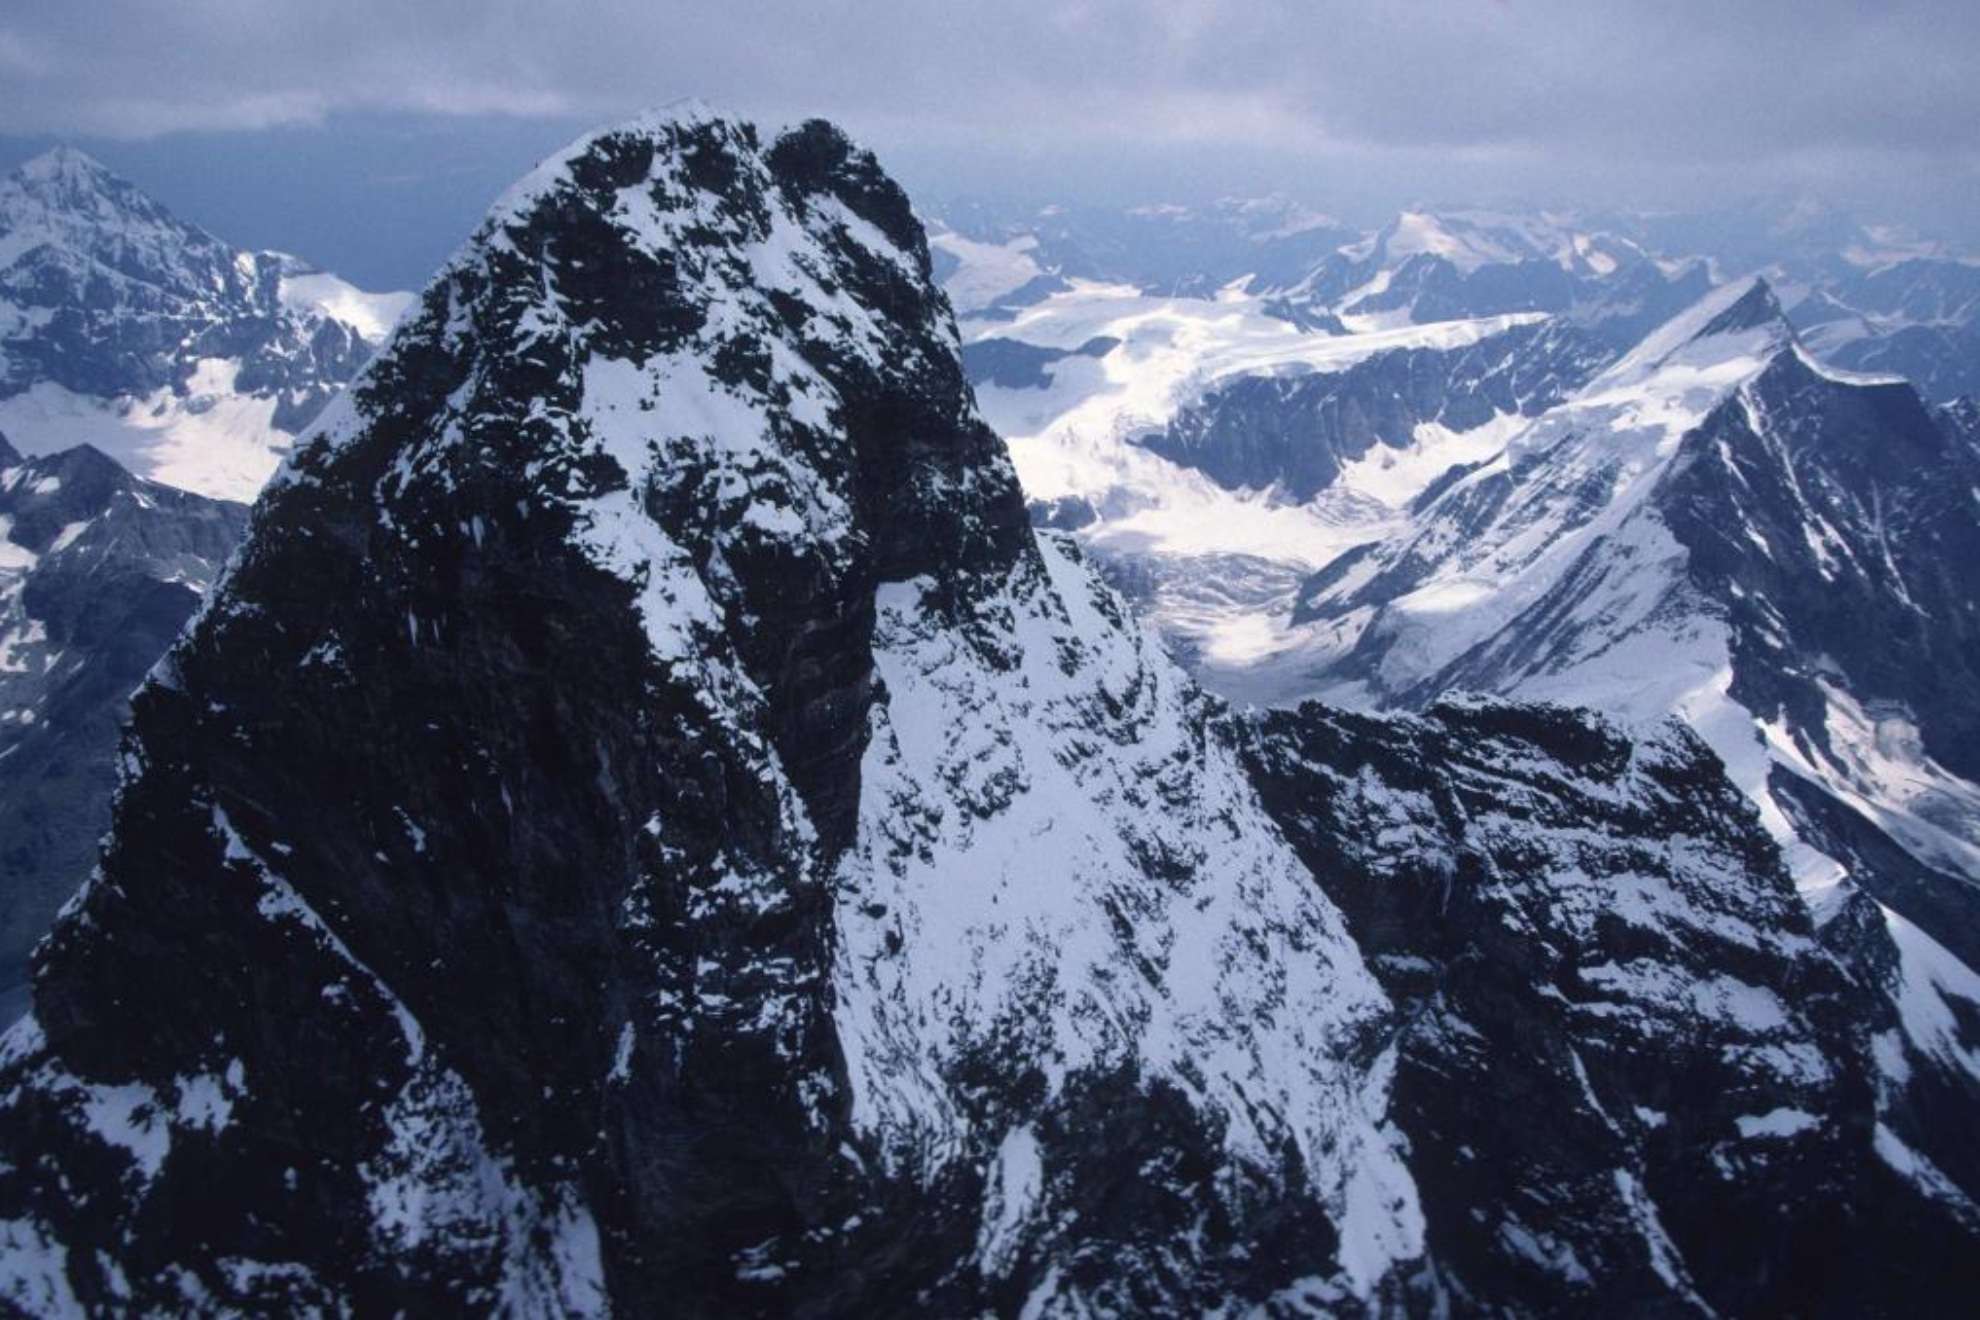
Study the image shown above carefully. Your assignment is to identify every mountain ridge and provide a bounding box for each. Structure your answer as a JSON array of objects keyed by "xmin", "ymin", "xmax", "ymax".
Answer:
[{"xmin": 0, "ymin": 146, "xmax": 410, "ymax": 500}]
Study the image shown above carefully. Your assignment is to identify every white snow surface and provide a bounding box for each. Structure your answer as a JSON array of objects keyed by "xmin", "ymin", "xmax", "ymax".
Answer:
[
  {"xmin": 834, "ymin": 536, "xmax": 1424, "ymax": 1294},
  {"xmin": 964, "ymin": 278, "xmax": 1544, "ymax": 698},
  {"xmin": 277, "ymin": 269, "xmax": 415, "ymax": 343},
  {"xmin": 927, "ymin": 227, "xmax": 1049, "ymax": 313},
  {"xmin": 0, "ymin": 365, "xmax": 285, "ymax": 502}
]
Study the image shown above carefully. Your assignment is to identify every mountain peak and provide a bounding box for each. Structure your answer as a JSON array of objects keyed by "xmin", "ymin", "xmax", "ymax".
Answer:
[
  {"xmin": 13, "ymin": 144, "xmax": 118, "ymax": 188},
  {"xmin": 489, "ymin": 100, "xmax": 761, "ymax": 231},
  {"xmin": 3, "ymin": 144, "xmax": 154, "ymax": 217},
  {"xmin": 1691, "ymin": 274, "xmax": 1790, "ymax": 340},
  {"xmin": 0, "ymin": 141, "xmax": 192, "ymax": 251},
  {"xmin": 0, "ymin": 107, "xmax": 1426, "ymax": 1313},
  {"xmin": 0, "ymin": 140, "xmax": 402, "ymax": 498},
  {"xmin": 1593, "ymin": 275, "xmax": 1796, "ymax": 386}
]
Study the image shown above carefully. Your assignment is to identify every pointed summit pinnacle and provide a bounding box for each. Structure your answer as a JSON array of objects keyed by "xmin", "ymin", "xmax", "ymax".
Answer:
[{"xmin": 1691, "ymin": 275, "xmax": 1791, "ymax": 342}]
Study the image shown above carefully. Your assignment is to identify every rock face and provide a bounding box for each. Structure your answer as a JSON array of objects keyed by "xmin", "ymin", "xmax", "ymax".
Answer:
[
  {"xmin": 0, "ymin": 147, "xmax": 408, "ymax": 499},
  {"xmin": 1655, "ymin": 345, "xmax": 1980, "ymax": 906},
  {"xmin": 0, "ymin": 433, "xmax": 245, "ymax": 1018},
  {"xmin": 1, "ymin": 110, "xmax": 1976, "ymax": 1316},
  {"xmin": 1138, "ymin": 319, "xmax": 1610, "ymax": 501},
  {"xmin": 1242, "ymin": 698, "xmax": 1980, "ymax": 1314}
]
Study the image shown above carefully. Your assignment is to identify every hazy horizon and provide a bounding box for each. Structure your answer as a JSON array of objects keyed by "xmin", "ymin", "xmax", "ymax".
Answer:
[{"xmin": 4, "ymin": 1, "xmax": 1977, "ymax": 289}]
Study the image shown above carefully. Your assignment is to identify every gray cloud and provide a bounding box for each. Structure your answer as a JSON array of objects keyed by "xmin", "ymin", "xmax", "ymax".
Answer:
[{"xmin": 4, "ymin": 1, "xmax": 1978, "ymax": 227}]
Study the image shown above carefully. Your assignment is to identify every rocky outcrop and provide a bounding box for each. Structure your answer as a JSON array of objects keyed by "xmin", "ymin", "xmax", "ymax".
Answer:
[
  {"xmin": 1139, "ymin": 318, "xmax": 1609, "ymax": 501},
  {"xmin": 1243, "ymin": 698, "xmax": 1980, "ymax": 1314}
]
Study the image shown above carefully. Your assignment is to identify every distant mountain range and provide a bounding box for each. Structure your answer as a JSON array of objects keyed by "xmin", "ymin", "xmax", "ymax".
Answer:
[
  {"xmin": 934, "ymin": 196, "xmax": 1980, "ymax": 399},
  {"xmin": 0, "ymin": 147, "xmax": 410, "ymax": 501}
]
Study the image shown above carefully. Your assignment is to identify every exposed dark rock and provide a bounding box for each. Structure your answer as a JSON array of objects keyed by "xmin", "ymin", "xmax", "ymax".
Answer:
[
  {"xmin": 961, "ymin": 334, "xmax": 1119, "ymax": 390},
  {"xmin": 1243, "ymin": 698, "xmax": 1980, "ymax": 1314},
  {"xmin": 1141, "ymin": 319, "xmax": 1608, "ymax": 501}
]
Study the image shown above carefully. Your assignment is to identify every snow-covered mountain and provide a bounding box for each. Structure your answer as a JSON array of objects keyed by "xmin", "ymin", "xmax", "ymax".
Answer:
[
  {"xmin": 1623, "ymin": 196, "xmax": 1980, "ymax": 404},
  {"xmin": 1787, "ymin": 257, "xmax": 1980, "ymax": 403},
  {"xmin": 0, "ymin": 105, "xmax": 1417, "ymax": 1315},
  {"xmin": 930, "ymin": 200, "xmax": 1710, "ymax": 336},
  {"xmin": 3, "ymin": 107, "xmax": 1972, "ymax": 1314},
  {"xmin": 934, "ymin": 203, "xmax": 1726, "ymax": 699},
  {"xmin": 1278, "ymin": 209, "xmax": 1712, "ymax": 347},
  {"xmin": 0, "ymin": 431, "xmax": 246, "ymax": 1020},
  {"xmin": 0, "ymin": 147, "xmax": 412, "ymax": 501},
  {"xmin": 1293, "ymin": 276, "xmax": 1980, "ymax": 1009}
]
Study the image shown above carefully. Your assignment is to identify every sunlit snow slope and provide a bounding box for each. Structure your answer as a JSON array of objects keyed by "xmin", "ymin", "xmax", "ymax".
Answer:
[{"xmin": 1296, "ymin": 276, "xmax": 1980, "ymax": 1021}]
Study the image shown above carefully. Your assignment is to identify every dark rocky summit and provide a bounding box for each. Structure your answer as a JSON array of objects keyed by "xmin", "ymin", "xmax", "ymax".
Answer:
[{"xmin": 1, "ymin": 113, "xmax": 1975, "ymax": 1317}]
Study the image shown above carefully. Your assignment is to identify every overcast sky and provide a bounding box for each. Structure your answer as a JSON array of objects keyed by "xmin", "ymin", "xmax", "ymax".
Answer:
[{"xmin": 4, "ymin": 1, "xmax": 1978, "ymax": 288}]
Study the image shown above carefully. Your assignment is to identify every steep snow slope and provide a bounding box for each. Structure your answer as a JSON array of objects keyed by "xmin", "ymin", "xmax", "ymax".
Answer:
[
  {"xmin": 0, "ymin": 148, "xmax": 408, "ymax": 499},
  {"xmin": 1295, "ymin": 277, "xmax": 1799, "ymax": 709}
]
